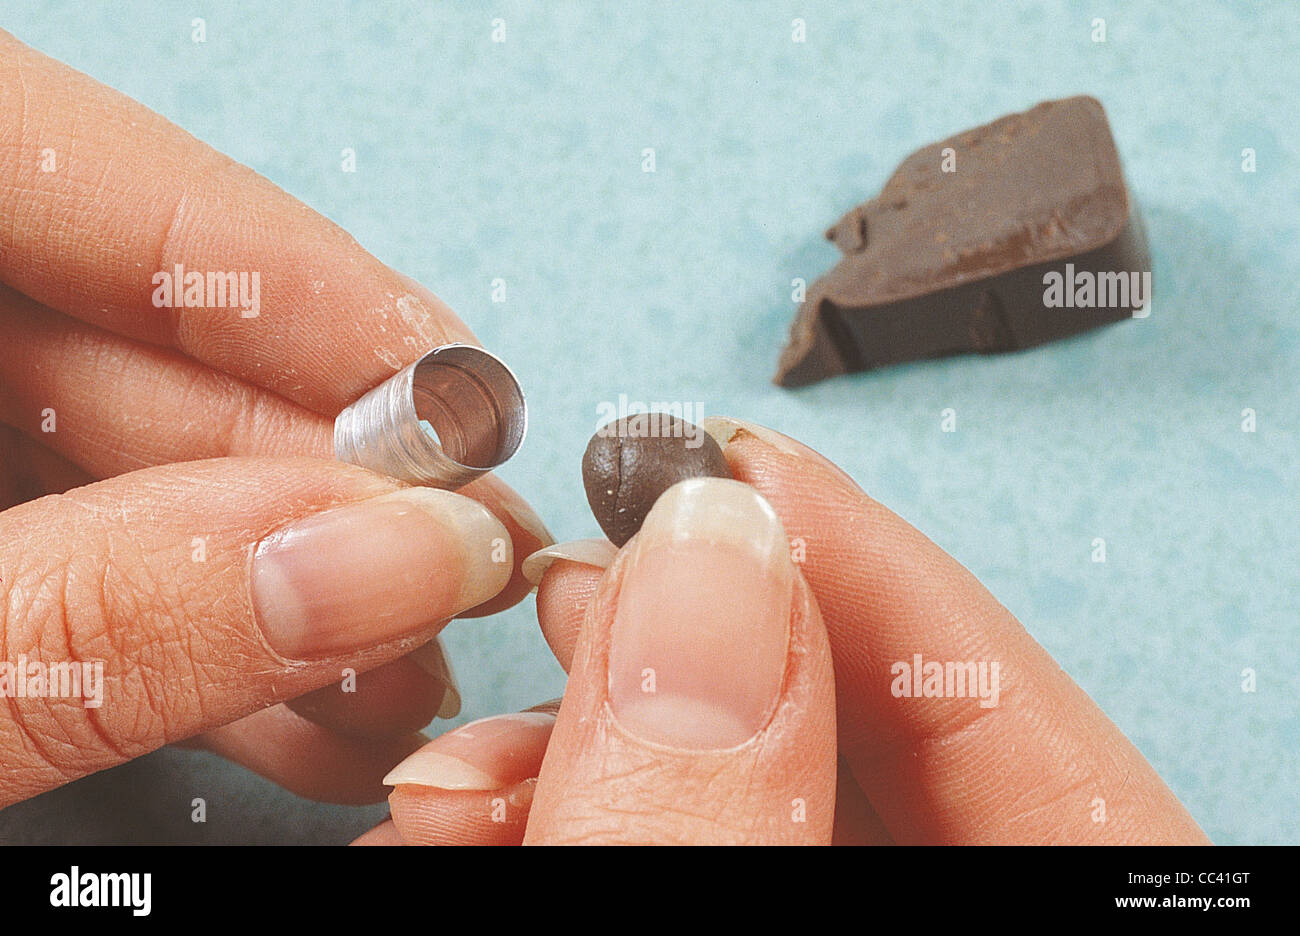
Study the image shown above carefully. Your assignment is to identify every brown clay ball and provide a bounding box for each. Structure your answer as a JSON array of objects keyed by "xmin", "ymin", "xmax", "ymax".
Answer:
[{"xmin": 581, "ymin": 415, "xmax": 731, "ymax": 547}]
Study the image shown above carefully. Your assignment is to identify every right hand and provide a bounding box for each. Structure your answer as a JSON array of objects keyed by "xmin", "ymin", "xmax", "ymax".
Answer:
[{"xmin": 371, "ymin": 417, "xmax": 1210, "ymax": 845}]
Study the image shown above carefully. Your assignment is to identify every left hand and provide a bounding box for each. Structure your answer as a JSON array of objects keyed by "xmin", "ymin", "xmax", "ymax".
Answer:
[{"xmin": 0, "ymin": 29, "xmax": 551, "ymax": 806}]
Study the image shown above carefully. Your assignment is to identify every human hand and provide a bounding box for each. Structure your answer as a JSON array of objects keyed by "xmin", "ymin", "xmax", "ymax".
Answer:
[
  {"xmin": 368, "ymin": 417, "xmax": 1209, "ymax": 844},
  {"xmin": 0, "ymin": 30, "xmax": 551, "ymax": 808}
]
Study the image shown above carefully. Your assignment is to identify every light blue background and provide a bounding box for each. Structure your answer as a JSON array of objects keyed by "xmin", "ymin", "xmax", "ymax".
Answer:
[{"xmin": 0, "ymin": 0, "xmax": 1295, "ymax": 845}]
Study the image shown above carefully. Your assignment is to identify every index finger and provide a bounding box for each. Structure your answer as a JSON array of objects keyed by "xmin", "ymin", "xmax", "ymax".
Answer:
[
  {"xmin": 0, "ymin": 29, "xmax": 474, "ymax": 414},
  {"xmin": 702, "ymin": 417, "xmax": 1210, "ymax": 845}
]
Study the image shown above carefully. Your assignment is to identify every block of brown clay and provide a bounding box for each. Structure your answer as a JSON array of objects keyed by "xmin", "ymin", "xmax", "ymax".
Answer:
[{"xmin": 776, "ymin": 96, "xmax": 1151, "ymax": 386}]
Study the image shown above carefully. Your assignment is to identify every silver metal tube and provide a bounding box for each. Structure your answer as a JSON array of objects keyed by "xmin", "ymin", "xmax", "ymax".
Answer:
[{"xmin": 334, "ymin": 344, "xmax": 526, "ymax": 489}]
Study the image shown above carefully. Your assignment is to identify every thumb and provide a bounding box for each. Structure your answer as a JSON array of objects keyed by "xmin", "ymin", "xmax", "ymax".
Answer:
[
  {"xmin": 524, "ymin": 478, "xmax": 837, "ymax": 845},
  {"xmin": 0, "ymin": 456, "xmax": 512, "ymax": 806}
]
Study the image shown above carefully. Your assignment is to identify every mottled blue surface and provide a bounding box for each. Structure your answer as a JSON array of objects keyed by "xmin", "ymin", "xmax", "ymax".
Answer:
[{"xmin": 0, "ymin": 0, "xmax": 1295, "ymax": 845}]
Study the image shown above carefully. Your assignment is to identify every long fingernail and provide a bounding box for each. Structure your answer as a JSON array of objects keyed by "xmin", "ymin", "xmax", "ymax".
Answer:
[
  {"xmin": 521, "ymin": 538, "xmax": 618, "ymax": 586},
  {"xmin": 252, "ymin": 489, "xmax": 512, "ymax": 659},
  {"xmin": 608, "ymin": 477, "xmax": 793, "ymax": 750},
  {"xmin": 496, "ymin": 495, "xmax": 555, "ymax": 549},
  {"xmin": 382, "ymin": 711, "xmax": 557, "ymax": 789},
  {"xmin": 701, "ymin": 416, "xmax": 861, "ymax": 491},
  {"xmin": 407, "ymin": 636, "xmax": 463, "ymax": 718},
  {"xmin": 700, "ymin": 416, "xmax": 802, "ymax": 454}
]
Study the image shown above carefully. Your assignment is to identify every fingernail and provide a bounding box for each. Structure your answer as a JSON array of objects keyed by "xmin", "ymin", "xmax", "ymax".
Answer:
[
  {"xmin": 407, "ymin": 636, "xmax": 463, "ymax": 718},
  {"xmin": 521, "ymin": 538, "xmax": 618, "ymax": 586},
  {"xmin": 496, "ymin": 495, "xmax": 555, "ymax": 549},
  {"xmin": 701, "ymin": 416, "xmax": 861, "ymax": 491},
  {"xmin": 382, "ymin": 711, "xmax": 557, "ymax": 789},
  {"xmin": 701, "ymin": 416, "xmax": 801, "ymax": 454},
  {"xmin": 608, "ymin": 477, "xmax": 793, "ymax": 750},
  {"xmin": 252, "ymin": 489, "xmax": 512, "ymax": 659}
]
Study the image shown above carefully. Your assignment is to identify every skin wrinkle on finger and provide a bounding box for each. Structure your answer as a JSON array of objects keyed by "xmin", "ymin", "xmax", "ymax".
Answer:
[
  {"xmin": 744, "ymin": 438, "xmax": 1140, "ymax": 842},
  {"xmin": 535, "ymin": 559, "xmax": 603, "ymax": 671},
  {"xmin": 389, "ymin": 780, "xmax": 537, "ymax": 845},
  {"xmin": 717, "ymin": 427, "xmax": 1208, "ymax": 844},
  {"xmin": 0, "ymin": 458, "xmax": 484, "ymax": 806},
  {"xmin": 0, "ymin": 560, "xmax": 79, "ymax": 788},
  {"xmin": 0, "ymin": 440, "xmax": 440, "ymax": 793},
  {"xmin": 148, "ymin": 175, "xmax": 462, "ymax": 398},
  {"xmin": 850, "ymin": 561, "xmax": 1179, "ymax": 840},
  {"xmin": 150, "ymin": 187, "xmax": 196, "ymax": 347},
  {"xmin": 0, "ymin": 288, "xmax": 333, "ymax": 472},
  {"xmin": 0, "ymin": 293, "xmax": 546, "ymax": 621},
  {"xmin": 0, "ymin": 523, "xmax": 136, "ymax": 797},
  {"xmin": 897, "ymin": 677, "xmax": 1182, "ymax": 844}
]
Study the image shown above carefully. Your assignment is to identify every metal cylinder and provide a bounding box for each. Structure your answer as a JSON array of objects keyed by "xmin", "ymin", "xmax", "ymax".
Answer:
[{"xmin": 334, "ymin": 344, "xmax": 527, "ymax": 489}]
